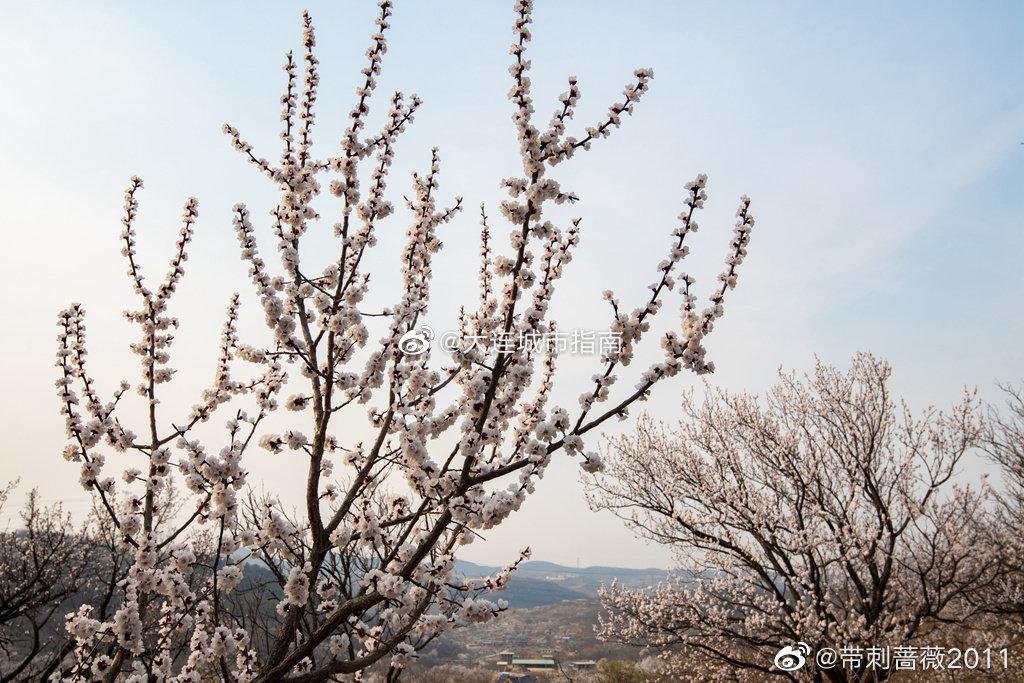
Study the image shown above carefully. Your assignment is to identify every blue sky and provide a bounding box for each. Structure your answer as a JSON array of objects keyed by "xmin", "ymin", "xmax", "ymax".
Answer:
[{"xmin": 0, "ymin": 1, "xmax": 1021, "ymax": 568}]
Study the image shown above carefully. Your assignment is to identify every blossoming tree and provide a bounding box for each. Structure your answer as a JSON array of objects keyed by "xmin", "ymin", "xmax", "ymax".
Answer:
[
  {"xmin": 54, "ymin": 1, "xmax": 757, "ymax": 680},
  {"xmin": 588, "ymin": 354, "xmax": 999, "ymax": 681},
  {"xmin": 982, "ymin": 384, "xmax": 1024, "ymax": 623},
  {"xmin": 0, "ymin": 484, "xmax": 139, "ymax": 681},
  {"xmin": 0, "ymin": 488, "xmax": 87, "ymax": 681}
]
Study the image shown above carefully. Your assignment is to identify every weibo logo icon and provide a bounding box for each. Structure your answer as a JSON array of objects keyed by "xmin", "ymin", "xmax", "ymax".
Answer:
[{"xmin": 774, "ymin": 642, "xmax": 810, "ymax": 671}]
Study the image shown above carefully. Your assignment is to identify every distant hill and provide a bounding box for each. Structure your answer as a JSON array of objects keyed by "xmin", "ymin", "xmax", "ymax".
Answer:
[
  {"xmin": 483, "ymin": 576, "xmax": 588, "ymax": 608},
  {"xmin": 454, "ymin": 559, "xmax": 674, "ymax": 605},
  {"xmin": 242, "ymin": 557, "xmax": 673, "ymax": 609}
]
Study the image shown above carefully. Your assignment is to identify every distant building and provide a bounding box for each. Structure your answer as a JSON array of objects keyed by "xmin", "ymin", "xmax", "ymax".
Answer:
[
  {"xmin": 571, "ymin": 660, "xmax": 597, "ymax": 671},
  {"xmin": 511, "ymin": 658, "xmax": 557, "ymax": 672}
]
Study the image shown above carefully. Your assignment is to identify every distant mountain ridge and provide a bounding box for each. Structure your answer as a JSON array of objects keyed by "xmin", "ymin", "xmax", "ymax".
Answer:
[
  {"xmin": 454, "ymin": 559, "xmax": 674, "ymax": 607},
  {"xmin": 240, "ymin": 557, "xmax": 673, "ymax": 609}
]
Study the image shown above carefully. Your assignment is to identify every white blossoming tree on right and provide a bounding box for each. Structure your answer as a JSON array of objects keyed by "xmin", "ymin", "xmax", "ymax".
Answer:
[
  {"xmin": 588, "ymin": 354, "xmax": 1001, "ymax": 682},
  {"xmin": 54, "ymin": 1, "xmax": 757, "ymax": 680},
  {"xmin": 981, "ymin": 383, "xmax": 1024, "ymax": 623}
]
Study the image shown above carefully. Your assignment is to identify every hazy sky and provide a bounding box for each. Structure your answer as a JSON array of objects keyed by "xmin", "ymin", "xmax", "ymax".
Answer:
[{"xmin": 1, "ymin": 1, "xmax": 1021, "ymax": 569}]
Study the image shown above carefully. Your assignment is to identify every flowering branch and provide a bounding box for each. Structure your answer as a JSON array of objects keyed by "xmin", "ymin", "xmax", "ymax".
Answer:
[{"xmin": 54, "ymin": 1, "xmax": 760, "ymax": 679}]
